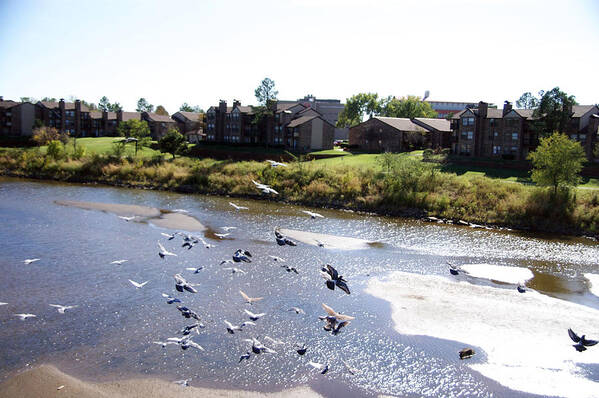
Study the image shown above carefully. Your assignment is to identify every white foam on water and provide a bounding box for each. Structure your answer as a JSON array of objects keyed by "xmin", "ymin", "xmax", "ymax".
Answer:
[
  {"xmin": 279, "ymin": 228, "xmax": 372, "ymax": 250},
  {"xmin": 459, "ymin": 263, "xmax": 534, "ymax": 284},
  {"xmin": 366, "ymin": 271, "xmax": 599, "ymax": 398},
  {"xmin": 584, "ymin": 273, "xmax": 599, "ymax": 297}
]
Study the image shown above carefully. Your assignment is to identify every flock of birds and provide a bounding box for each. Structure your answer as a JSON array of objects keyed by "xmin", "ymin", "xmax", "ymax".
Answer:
[{"xmin": 4, "ymin": 174, "xmax": 598, "ymax": 391}]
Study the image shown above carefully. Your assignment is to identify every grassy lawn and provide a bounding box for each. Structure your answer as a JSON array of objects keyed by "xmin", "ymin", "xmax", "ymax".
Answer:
[
  {"xmin": 73, "ymin": 137, "xmax": 161, "ymax": 157},
  {"xmin": 308, "ymin": 147, "xmax": 351, "ymax": 156}
]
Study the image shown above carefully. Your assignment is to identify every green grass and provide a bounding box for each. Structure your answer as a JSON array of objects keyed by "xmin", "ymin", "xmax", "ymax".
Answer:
[{"xmin": 73, "ymin": 137, "xmax": 161, "ymax": 157}]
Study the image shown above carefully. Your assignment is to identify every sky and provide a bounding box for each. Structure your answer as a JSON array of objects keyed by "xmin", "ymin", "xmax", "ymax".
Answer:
[{"xmin": 0, "ymin": 0, "xmax": 598, "ymax": 113}]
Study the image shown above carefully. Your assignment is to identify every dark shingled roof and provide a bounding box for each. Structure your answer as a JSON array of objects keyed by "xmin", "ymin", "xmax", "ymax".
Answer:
[
  {"xmin": 413, "ymin": 117, "xmax": 451, "ymax": 132},
  {"xmin": 39, "ymin": 101, "xmax": 89, "ymax": 112},
  {"xmin": 121, "ymin": 112, "xmax": 141, "ymax": 121},
  {"xmin": 276, "ymin": 102, "xmax": 305, "ymax": 112},
  {"xmin": 0, "ymin": 100, "xmax": 20, "ymax": 109},
  {"xmin": 287, "ymin": 115, "xmax": 319, "ymax": 128},
  {"xmin": 572, "ymin": 105, "xmax": 598, "ymax": 118},
  {"xmin": 144, "ymin": 113, "xmax": 175, "ymax": 123},
  {"xmin": 374, "ymin": 117, "xmax": 427, "ymax": 132},
  {"xmin": 174, "ymin": 111, "xmax": 202, "ymax": 122}
]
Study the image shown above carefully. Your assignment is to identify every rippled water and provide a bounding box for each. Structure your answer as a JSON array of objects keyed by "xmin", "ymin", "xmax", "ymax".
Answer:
[{"xmin": 0, "ymin": 177, "xmax": 597, "ymax": 397}]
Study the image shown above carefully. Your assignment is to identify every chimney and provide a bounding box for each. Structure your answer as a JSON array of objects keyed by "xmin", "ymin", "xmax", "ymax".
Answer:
[
  {"xmin": 59, "ymin": 98, "xmax": 65, "ymax": 112},
  {"xmin": 478, "ymin": 101, "xmax": 488, "ymax": 119},
  {"xmin": 59, "ymin": 99, "xmax": 66, "ymax": 132},
  {"xmin": 503, "ymin": 100, "xmax": 512, "ymax": 116},
  {"xmin": 0, "ymin": 96, "xmax": 3, "ymax": 101},
  {"xmin": 219, "ymin": 100, "xmax": 227, "ymax": 113},
  {"xmin": 75, "ymin": 99, "xmax": 81, "ymax": 111},
  {"xmin": 233, "ymin": 99, "xmax": 241, "ymax": 108}
]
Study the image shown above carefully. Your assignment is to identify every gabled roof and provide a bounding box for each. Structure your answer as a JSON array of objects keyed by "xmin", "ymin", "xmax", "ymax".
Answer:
[
  {"xmin": 231, "ymin": 105, "xmax": 254, "ymax": 114},
  {"xmin": 0, "ymin": 100, "xmax": 20, "ymax": 109},
  {"xmin": 89, "ymin": 111, "xmax": 102, "ymax": 120},
  {"xmin": 513, "ymin": 109, "xmax": 535, "ymax": 120},
  {"xmin": 173, "ymin": 111, "xmax": 202, "ymax": 122},
  {"xmin": 287, "ymin": 115, "xmax": 319, "ymax": 128},
  {"xmin": 413, "ymin": 117, "xmax": 451, "ymax": 132},
  {"xmin": 572, "ymin": 105, "xmax": 598, "ymax": 118},
  {"xmin": 38, "ymin": 101, "xmax": 89, "ymax": 112},
  {"xmin": 276, "ymin": 102, "xmax": 305, "ymax": 113},
  {"xmin": 121, "ymin": 112, "xmax": 141, "ymax": 121},
  {"xmin": 374, "ymin": 117, "xmax": 427, "ymax": 132},
  {"xmin": 144, "ymin": 112, "xmax": 174, "ymax": 123}
]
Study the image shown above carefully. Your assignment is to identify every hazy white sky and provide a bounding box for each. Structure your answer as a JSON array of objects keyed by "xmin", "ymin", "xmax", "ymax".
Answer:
[{"xmin": 0, "ymin": 0, "xmax": 597, "ymax": 112}]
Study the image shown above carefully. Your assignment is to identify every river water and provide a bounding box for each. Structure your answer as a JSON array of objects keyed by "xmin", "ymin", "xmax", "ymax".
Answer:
[{"xmin": 0, "ymin": 177, "xmax": 598, "ymax": 398}]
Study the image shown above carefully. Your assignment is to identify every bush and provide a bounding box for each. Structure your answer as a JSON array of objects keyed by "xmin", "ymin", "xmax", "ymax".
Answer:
[
  {"xmin": 46, "ymin": 140, "xmax": 65, "ymax": 160},
  {"xmin": 32, "ymin": 127, "xmax": 69, "ymax": 146},
  {"xmin": 111, "ymin": 141, "xmax": 127, "ymax": 158},
  {"xmin": 72, "ymin": 144, "xmax": 87, "ymax": 160}
]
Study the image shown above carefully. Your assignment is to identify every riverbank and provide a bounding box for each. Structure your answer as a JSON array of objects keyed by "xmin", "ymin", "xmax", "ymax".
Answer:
[
  {"xmin": 0, "ymin": 365, "xmax": 323, "ymax": 398},
  {"xmin": 1, "ymin": 147, "xmax": 598, "ymax": 237}
]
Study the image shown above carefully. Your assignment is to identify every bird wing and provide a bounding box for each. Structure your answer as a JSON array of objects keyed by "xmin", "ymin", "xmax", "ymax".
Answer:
[
  {"xmin": 582, "ymin": 337, "xmax": 598, "ymax": 347},
  {"xmin": 186, "ymin": 268, "xmax": 198, "ymax": 271},
  {"xmin": 158, "ymin": 242, "xmax": 167, "ymax": 252},
  {"xmin": 336, "ymin": 280, "xmax": 351, "ymax": 295},
  {"xmin": 160, "ymin": 233, "xmax": 172, "ymax": 238},
  {"xmin": 336, "ymin": 313, "xmax": 355, "ymax": 321},
  {"xmin": 187, "ymin": 340, "xmax": 205, "ymax": 351},
  {"xmin": 322, "ymin": 303, "xmax": 338, "ymax": 317},
  {"xmin": 129, "ymin": 279, "xmax": 140, "ymax": 288},
  {"xmin": 174, "ymin": 274, "xmax": 186, "ymax": 284},
  {"xmin": 239, "ymin": 290, "xmax": 250, "ymax": 301},
  {"xmin": 320, "ymin": 270, "xmax": 333, "ymax": 281},
  {"xmin": 326, "ymin": 264, "xmax": 339, "ymax": 280},
  {"xmin": 49, "ymin": 304, "xmax": 62, "ymax": 308},
  {"xmin": 568, "ymin": 328, "xmax": 581, "ymax": 343},
  {"xmin": 308, "ymin": 361, "xmax": 323, "ymax": 370},
  {"xmin": 250, "ymin": 297, "xmax": 263, "ymax": 303},
  {"xmin": 244, "ymin": 309, "xmax": 256, "ymax": 318},
  {"xmin": 224, "ymin": 320, "xmax": 235, "ymax": 329}
]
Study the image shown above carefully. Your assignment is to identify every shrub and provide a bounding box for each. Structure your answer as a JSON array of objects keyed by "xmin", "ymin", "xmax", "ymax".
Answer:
[
  {"xmin": 32, "ymin": 127, "xmax": 69, "ymax": 146},
  {"xmin": 46, "ymin": 140, "xmax": 65, "ymax": 160},
  {"xmin": 72, "ymin": 144, "xmax": 87, "ymax": 160}
]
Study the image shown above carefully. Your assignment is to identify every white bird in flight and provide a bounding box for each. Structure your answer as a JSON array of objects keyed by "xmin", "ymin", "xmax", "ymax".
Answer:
[
  {"xmin": 308, "ymin": 361, "xmax": 329, "ymax": 374},
  {"xmin": 158, "ymin": 242, "xmax": 177, "ymax": 258},
  {"xmin": 14, "ymin": 313, "xmax": 36, "ymax": 320},
  {"xmin": 302, "ymin": 210, "xmax": 324, "ymax": 219},
  {"xmin": 49, "ymin": 304, "xmax": 78, "ymax": 314},
  {"xmin": 118, "ymin": 216, "xmax": 135, "ymax": 222},
  {"xmin": 229, "ymin": 202, "xmax": 248, "ymax": 210},
  {"xmin": 129, "ymin": 279, "xmax": 149, "ymax": 289},
  {"xmin": 240, "ymin": 290, "xmax": 263, "ymax": 305},
  {"xmin": 214, "ymin": 233, "xmax": 230, "ymax": 239},
  {"xmin": 266, "ymin": 160, "xmax": 287, "ymax": 167},
  {"xmin": 252, "ymin": 180, "xmax": 279, "ymax": 195},
  {"xmin": 223, "ymin": 267, "xmax": 246, "ymax": 274},
  {"xmin": 0, "ymin": 302, "xmax": 7, "ymax": 306},
  {"xmin": 160, "ymin": 232, "xmax": 176, "ymax": 240},
  {"xmin": 269, "ymin": 255, "xmax": 285, "ymax": 262},
  {"xmin": 244, "ymin": 309, "xmax": 266, "ymax": 321},
  {"xmin": 110, "ymin": 259, "xmax": 128, "ymax": 265},
  {"xmin": 23, "ymin": 258, "xmax": 40, "ymax": 265},
  {"xmin": 221, "ymin": 226, "xmax": 237, "ymax": 231}
]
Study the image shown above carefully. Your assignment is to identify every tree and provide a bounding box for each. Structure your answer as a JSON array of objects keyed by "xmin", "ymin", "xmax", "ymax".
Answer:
[
  {"xmin": 41, "ymin": 97, "xmax": 57, "ymax": 102},
  {"xmin": 337, "ymin": 93, "xmax": 381, "ymax": 127},
  {"xmin": 20, "ymin": 97, "xmax": 37, "ymax": 103},
  {"xmin": 179, "ymin": 103, "xmax": 203, "ymax": 113},
  {"xmin": 136, "ymin": 98, "xmax": 154, "ymax": 113},
  {"xmin": 380, "ymin": 95, "xmax": 437, "ymax": 119},
  {"xmin": 254, "ymin": 77, "xmax": 278, "ymax": 105},
  {"xmin": 155, "ymin": 105, "xmax": 169, "ymax": 116},
  {"xmin": 116, "ymin": 119, "xmax": 151, "ymax": 148},
  {"xmin": 533, "ymin": 87, "xmax": 578, "ymax": 137},
  {"xmin": 109, "ymin": 102, "xmax": 122, "ymax": 112},
  {"xmin": 516, "ymin": 92, "xmax": 539, "ymax": 109},
  {"xmin": 98, "ymin": 96, "xmax": 112, "ymax": 111},
  {"xmin": 158, "ymin": 128, "xmax": 187, "ymax": 159},
  {"xmin": 528, "ymin": 132, "xmax": 586, "ymax": 196}
]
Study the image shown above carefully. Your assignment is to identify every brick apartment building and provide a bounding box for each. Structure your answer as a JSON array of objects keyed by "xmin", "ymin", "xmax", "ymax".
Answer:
[
  {"xmin": 349, "ymin": 116, "xmax": 450, "ymax": 152},
  {"xmin": 0, "ymin": 97, "xmax": 36, "ymax": 136},
  {"xmin": 205, "ymin": 99, "xmax": 334, "ymax": 151},
  {"xmin": 172, "ymin": 111, "xmax": 205, "ymax": 143},
  {"xmin": 278, "ymin": 95, "xmax": 349, "ymax": 140},
  {"xmin": 451, "ymin": 101, "xmax": 599, "ymax": 161}
]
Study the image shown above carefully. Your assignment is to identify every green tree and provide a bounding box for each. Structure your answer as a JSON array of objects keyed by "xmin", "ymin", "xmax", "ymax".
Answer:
[
  {"xmin": 81, "ymin": 99, "xmax": 97, "ymax": 110},
  {"xmin": 516, "ymin": 92, "xmax": 539, "ymax": 109},
  {"xmin": 254, "ymin": 77, "xmax": 278, "ymax": 105},
  {"xmin": 158, "ymin": 128, "xmax": 187, "ymax": 159},
  {"xmin": 528, "ymin": 132, "xmax": 586, "ymax": 196},
  {"xmin": 41, "ymin": 97, "xmax": 57, "ymax": 102},
  {"xmin": 155, "ymin": 105, "xmax": 169, "ymax": 116},
  {"xmin": 46, "ymin": 140, "xmax": 65, "ymax": 161},
  {"xmin": 179, "ymin": 103, "xmax": 203, "ymax": 112},
  {"xmin": 337, "ymin": 93, "xmax": 381, "ymax": 127},
  {"xmin": 116, "ymin": 119, "xmax": 151, "ymax": 148},
  {"xmin": 136, "ymin": 98, "xmax": 154, "ymax": 113},
  {"xmin": 533, "ymin": 87, "xmax": 578, "ymax": 137},
  {"xmin": 20, "ymin": 97, "xmax": 37, "ymax": 103},
  {"xmin": 98, "ymin": 96, "xmax": 111, "ymax": 111},
  {"xmin": 109, "ymin": 102, "xmax": 122, "ymax": 112},
  {"xmin": 380, "ymin": 95, "xmax": 437, "ymax": 119}
]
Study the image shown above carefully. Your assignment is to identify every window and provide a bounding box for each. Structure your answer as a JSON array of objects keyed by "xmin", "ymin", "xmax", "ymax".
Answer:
[
  {"xmin": 467, "ymin": 131, "xmax": 473, "ymax": 140},
  {"xmin": 511, "ymin": 146, "xmax": 518, "ymax": 154},
  {"xmin": 493, "ymin": 145, "xmax": 501, "ymax": 154},
  {"xmin": 579, "ymin": 134, "xmax": 586, "ymax": 142},
  {"xmin": 462, "ymin": 117, "xmax": 474, "ymax": 126},
  {"xmin": 512, "ymin": 132, "xmax": 518, "ymax": 141},
  {"xmin": 494, "ymin": 131, "xmax": 499, "ymax": 137}
]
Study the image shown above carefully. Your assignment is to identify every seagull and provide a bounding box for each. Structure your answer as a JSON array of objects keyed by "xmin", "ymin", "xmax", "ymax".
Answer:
[
  {"xmin": 221, "ymin": 226, "xmax": 237, "ymax": 231},
  {"xmin": 320, "ymin": 303, "xmax": 354, "ymax": 335},
  {"xmin": 315, "ymin": 239, "xmax": 325, "ymax": 247},
  {"xmin": 14, "ymin": 313, "xmax": 36, "ymax": 320},
  {"xmin": 23, "ymin": 258, "xmax": 40, "ymax": 265},
  {"xmin": 160, "ymin": 232, "xmax": 176, "ymax": 240},
  {"xmin": 110, "ymin": 259, "xmax": 128, "ymax": 265},
  {"xmin": 517, "ymin": 283, "xmax": 526, "ymax": 293},
  {"xmin": 459, "ymin": 348, "xmax": 476, "ymax": 359},
  {"xmin": 174, "ymin": 274, "xmax": 198, "ymax": 293},
  {"xmin": 244, "ymin": 309, "xmax": 266, "ymax": 321},
  {"xmin": 274, "ymin": 229, "xmax": 296, "ymax": 246},
  {"xmin": 179, "ymin": 322, "xmax": 204, "ymax": 335},
  {"xmin": 342, "ymin": 360, "xmax": 360, "ymax": 375},
  {"xmin": 197, "ymin": 237, "xmax": 214, "ymax": 249},
  {"xmin": 239, "ymin": 351, "xmax": 251, "ymax": 363},
  {"xmin": 252, "ymin": 180, "xmax": 279, "ymax": 195},
  {"xmin": 281, "ymin": 264, "xmax": 299, "ymax": 274},
  {"xmin": 177, "ymin": 305, "xmax": 201, "ymax": 321},
  {"xmin": 447, "ymin": 261, "xmax": 460, "ymax": 276},
  {"xmin": 266, "ymin": 160, "xmax": 288, "ymax": 167},
  {"xmin": 264, "ymin": 336, "xmax": 285, "ymax": 346},
  {"xmin": 233, "ymin": 249, "xmax": 252, "ymax": 263},
  {"xmin": 308, "ymin": 361, "xmax": 329, "ymax": 374},
  {"xmin": 568, "ymin": 328, "xmax": 598, "ymax": 352},
  {"xmin": 153, "ymin": 340, "xmax": 177, "ymax": 348},
  {"xmin": 220, "ymin": 259, "xmax": 235, "ymax": 265},
  {"xmin": 158, "ymin": 242, "xmax": 177, "ymax": 258},
  {"xmin": 161, "ymin": 293, "xmax": 181, "ymax": 304},
  {"xmin": 214, "ymin": 233, "xmax": 230, "ymax": 239},
  {"xmin": 302, "ymin": 210, "xmax": 324, "ymax": 219},
  {"xmin": 240, "ymin": 290, "xmax": 263, "ymax": 305},
  {"xmin": 288, "ymin": 307, "xmax": 305, "ymax": 314},
  {"xmin": 224, "ymin": 320, "xmax": 255, "ymax": 334},
  {"xmin": 0, "ymin": 302, "xmax": 7, "ymax": 306},
  {"xmin": 223, "ymin": 267, "xmax": 246, "ymax": 274},
  {"xmin": 182, "ymin": 240, "xmax": 196, "ymax": 250},
  {"xmin": 118, "ymin": 216, "xmax": 135, "ymax": 221},
  {"xmin": 167, "ymin": 335, "xmax": 205, "ymax": 351},
  {"xmin": 269, "ymin": 255, "xmax": 285, "ymax": 262},
  {"xmin": 173, "ymin": 378, "xmax": 191, "ymax": 387},
  {"xmin": 243, "ymin": 337, "xmax": 277, "ymax": 354},
  {"xmin": 186, "ymin": 266, "xmax": 204, "ymax": 274},
  {"xmin": 49, "ymin": 304, "xmax": 78, "ymax": 314},
  {"xmin": 295, "ymin": 343, "xmax": 307, "ymax": 356},
  {"xmin": 129, "ymin": 279, "xmax": 149, "ymax": 289},
  {"xmin": 230, "ymin": 202, "xmax": 248, "ymax": 210},
  {"xmin": 320, "ymin": 264, "xmax": 350, "ymax": 294}
]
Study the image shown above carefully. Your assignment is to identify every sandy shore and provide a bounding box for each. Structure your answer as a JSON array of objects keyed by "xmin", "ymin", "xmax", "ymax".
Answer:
[
  {"xmin": 366, "ymin": 271, "xmax": 599, "ymax": 398},
  {"xmin": 55, "ymin": 200, "xmax": 206, "ymax": 232},
  {"xmin": 0, "ymin": 365, "xmax": 323, "ymax": 398}
]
